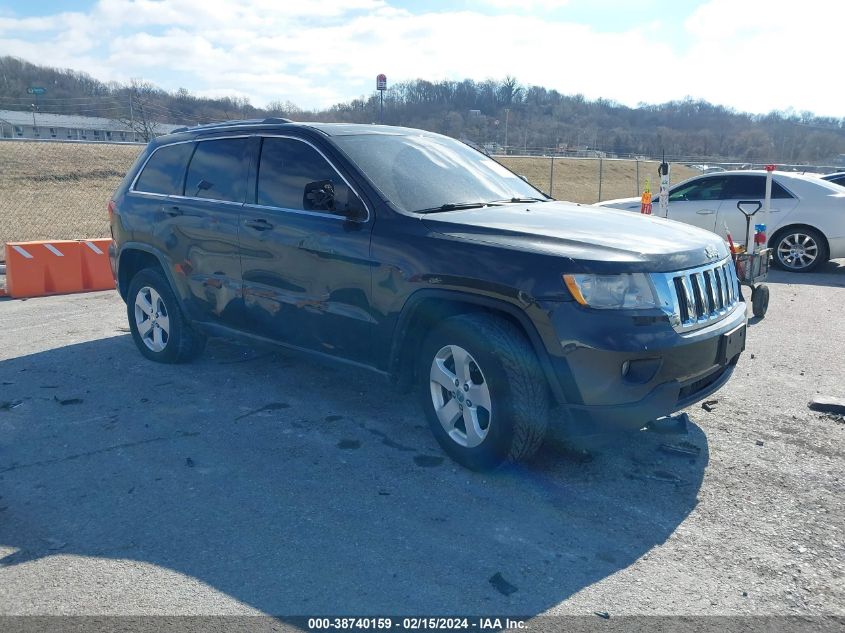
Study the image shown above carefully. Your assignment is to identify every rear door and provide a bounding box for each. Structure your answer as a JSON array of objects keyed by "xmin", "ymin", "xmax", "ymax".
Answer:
[
  {"xmin": 664, "ymin": 175, "xmax": 729, "ymax": 232},
  {"xmin": 717, "ymin": 174, "xmax": 799, "ymax": 247},
  {"xmin": 158, "ymin": 136, "xmax": 249, "ymax": 325},
  {"xmin": 238, "ymin": 134, "xmax": 377, "ymax": 364}
]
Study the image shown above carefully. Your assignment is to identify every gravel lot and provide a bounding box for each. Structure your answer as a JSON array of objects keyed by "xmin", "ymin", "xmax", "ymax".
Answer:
[{"xmin": 0, "ymin": 263, "xmax": 843, "ymax": 622}]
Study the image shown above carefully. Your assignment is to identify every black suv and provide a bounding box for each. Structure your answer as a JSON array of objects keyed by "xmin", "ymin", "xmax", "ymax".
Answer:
[{"xmin": 109, "ymin": 119, "xmax": 747, "ymax": 470}]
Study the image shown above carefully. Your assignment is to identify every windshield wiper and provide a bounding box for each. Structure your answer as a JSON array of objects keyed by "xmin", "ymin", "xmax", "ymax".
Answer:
[
  {"xmin": 489, "ymin": 197, "xmax": 547, "ymax": 203},
  {"xmin": 415, "ymin": 202, "xmax": 500, "ymax": 214}
]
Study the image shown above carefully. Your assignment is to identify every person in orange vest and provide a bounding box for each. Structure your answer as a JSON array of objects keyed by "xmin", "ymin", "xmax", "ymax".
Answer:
[{"xmin": 640, "ymin": 179, "xmax": 652, "ymax": 215}]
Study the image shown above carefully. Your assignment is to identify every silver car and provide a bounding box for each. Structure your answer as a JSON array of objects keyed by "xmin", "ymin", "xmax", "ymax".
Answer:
[{"xmin": 598, "ymin": 170, "xmax": 845, "ymax": 272}]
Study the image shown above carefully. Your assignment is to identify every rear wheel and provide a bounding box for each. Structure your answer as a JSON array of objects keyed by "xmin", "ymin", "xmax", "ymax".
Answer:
[
  {"xmin": 127, "ymin": 268, "xmax": 206, "ymax": 363},
  {"xmin": 772, "ymin": 227, "xmax": 828, "ymax": 272},
  {"xmin": 419, "ymin": 313, "xmax": 549, "ymax": 471}
]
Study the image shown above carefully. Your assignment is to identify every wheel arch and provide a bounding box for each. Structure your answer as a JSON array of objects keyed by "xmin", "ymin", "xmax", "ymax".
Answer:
[
  {"xmin": 387, "ymin": 289, "xmax": 566, "ymax": 404},
  {"xmin": 117, "ymin": 243, "xmax": 179, "ymax": 303}
]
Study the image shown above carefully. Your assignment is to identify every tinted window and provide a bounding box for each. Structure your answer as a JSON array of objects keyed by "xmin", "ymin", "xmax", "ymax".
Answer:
[
  {"xmin": 669, "ymin": 176, "xmax": 728, "ymax": 202},
  {"xmin": 185, "ymin": 138, "xmax": 249, "ymax": 202},
  {"xmin": 771, "ymin": 182, "xmax": 794, "ymax": 199},
  {"xmin": 827, "ymin": 174, "xmax": 845, "ymax": 187},
  {"xmin": 134, "ymin": 143, "xmax": 193, "ymax": 195},
  {"xmin": 722, "ymin": 175, "xmax": 766, "ymax": 199},
  {"xmin": 256, "ymin": 137, "xmax": 350, "ymax": 214}
]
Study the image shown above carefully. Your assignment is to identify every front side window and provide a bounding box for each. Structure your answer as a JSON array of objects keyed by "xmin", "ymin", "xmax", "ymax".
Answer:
[
  {"xmin": 256, "ymin": 137, "xmax": 351, "ymax": 214},
  {"xmin": 134, "ymin": 142, "xmax": 194, "ymax": 195},
  {"xmin": 669, "ymin": 176, "xmax": 728, "ymax": 202},
  {"xmin": 185, "ymin": 138, "xmax": 249, "ymax": 202}
]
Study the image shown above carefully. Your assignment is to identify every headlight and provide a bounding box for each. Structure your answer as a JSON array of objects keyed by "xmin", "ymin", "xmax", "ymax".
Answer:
[{"xmin": 563, "ymin": 273, "xmax": 658, "ymax": 309}]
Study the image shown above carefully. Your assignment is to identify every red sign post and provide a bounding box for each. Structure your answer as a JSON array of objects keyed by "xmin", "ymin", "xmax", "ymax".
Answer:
[{"xmin": 376, "ymin": 74, "xmax": 387, "ymax": 123}]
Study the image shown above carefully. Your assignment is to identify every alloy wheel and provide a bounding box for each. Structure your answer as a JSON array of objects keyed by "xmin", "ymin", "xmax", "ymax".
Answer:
[
  {"xmin": 777, "ymin": 233, "xmax": 818, "ymax": 271},
  {"xmin": 134, "ymin": 286, "xmax": 170, "ymax": 352},
  {"xmin": 429, "ymin": 345, "xmax": 492, "ymax": 448}
]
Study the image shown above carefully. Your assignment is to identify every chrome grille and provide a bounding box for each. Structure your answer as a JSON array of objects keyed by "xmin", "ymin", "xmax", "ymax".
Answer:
[{"xmin": 653, "ymin": 259, "xmax": 740, "ymax": 331}]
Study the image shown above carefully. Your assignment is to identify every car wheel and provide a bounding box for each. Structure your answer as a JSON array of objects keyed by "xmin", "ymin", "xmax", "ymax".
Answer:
[
  {"xmin": 419, "ymin": 313, "xmax": 549, "ymax": 471},
  {"xmin": 772, "ymin": 227, "xmax": 828, "ymax": 272},
  {"xmin": 127, "ymin": 268, "xmax": 206, "ymax": 363},
  {"xmin": 751, "ymin": 284, "xmax": 769, "ymax": 318}
]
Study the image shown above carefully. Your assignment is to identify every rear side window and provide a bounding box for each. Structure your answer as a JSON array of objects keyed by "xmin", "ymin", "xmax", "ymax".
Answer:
[
  {"xmin": 722, "ymin": 175, "xmax": 794, "ymax": 199},
  {"xmin": 771, "ymin": 182, "xmax": 794, "ymax": 199},
  {"xmin": 185, "ymin": 138, "xmax": 249, "ymax": 202},
  {"xmin": 722, "ymin": 175, "xmax": 766, "ymax": 199},
  {"xmin": 256, "ymin": 137, "xmax": 350, "ymax": 214},
  {"xmin": 134, "ymin": 143, "xmax": 193, "ymax": 195}
]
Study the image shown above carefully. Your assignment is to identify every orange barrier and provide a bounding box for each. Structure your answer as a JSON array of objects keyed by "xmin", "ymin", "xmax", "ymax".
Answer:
[{"xmin": 4, "ymin": 239, "xmax": 114, "ymax": 298}]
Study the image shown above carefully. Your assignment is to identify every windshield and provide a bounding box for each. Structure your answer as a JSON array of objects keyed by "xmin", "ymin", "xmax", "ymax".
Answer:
[{"xmin": 332, "ymin": 132, "xmax": 547, "ymax": 213}]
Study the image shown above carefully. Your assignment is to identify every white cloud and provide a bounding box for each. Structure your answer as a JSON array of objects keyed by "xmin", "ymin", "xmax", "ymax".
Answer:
[
  {"xmin": 680, "ymin": 0, "xmax": 845, "ymax": 116},
  {"xmin": 482, "ymin": 0, "xmax": 570, "ymax": 10},
  {"xmin": 0, "ymin": 0, "xmax": 841, "ymax": 116}
]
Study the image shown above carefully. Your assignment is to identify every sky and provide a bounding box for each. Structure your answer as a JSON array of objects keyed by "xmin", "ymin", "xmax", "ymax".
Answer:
[{"xmin": 0, "ymin": 0, "xmax": 841, "ymax": 117}]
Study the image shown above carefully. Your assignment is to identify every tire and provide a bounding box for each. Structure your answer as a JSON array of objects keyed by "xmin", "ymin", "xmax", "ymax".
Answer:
[
  {"xmin": 751, "ymin": 285, "xmax": 769, "ymax": 318},
  {"xmin": 772, "ymin": 227, "xmax": 828, "ymax": 272},
  {"xmin": 418, "ymin": 313, "xmax": 549, "ymax": 471},
  {"xmin": 126, "ymin": 267, "xmax": 206, "ymax": 363}
]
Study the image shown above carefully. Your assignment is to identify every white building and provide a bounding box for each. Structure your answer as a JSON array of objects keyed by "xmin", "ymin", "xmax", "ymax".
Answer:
[{"xmin": 0, "ymin": 109, "xmax": 182, "ymax": 141}]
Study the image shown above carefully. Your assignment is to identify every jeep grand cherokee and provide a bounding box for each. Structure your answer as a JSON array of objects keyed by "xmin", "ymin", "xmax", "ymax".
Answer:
[{"xmin": 109, "ymin": 119, "xmax": 747, "ymax": 470}]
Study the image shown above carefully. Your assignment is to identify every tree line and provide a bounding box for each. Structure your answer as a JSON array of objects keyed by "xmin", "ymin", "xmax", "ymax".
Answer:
[{"xmin": 1, "ymin": 56, "xmax": 843, "ymax": 163}]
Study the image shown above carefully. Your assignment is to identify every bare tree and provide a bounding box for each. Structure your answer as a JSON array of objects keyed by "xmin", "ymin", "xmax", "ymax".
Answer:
[{"xmin": 113, "ymin": 79, "xmax": 164, "ymax": 142}]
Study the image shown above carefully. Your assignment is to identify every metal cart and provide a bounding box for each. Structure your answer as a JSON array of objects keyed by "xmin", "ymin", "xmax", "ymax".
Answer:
[{"xmin": 733, "ymin": 200, "xmax": 771, "ymax": 318}]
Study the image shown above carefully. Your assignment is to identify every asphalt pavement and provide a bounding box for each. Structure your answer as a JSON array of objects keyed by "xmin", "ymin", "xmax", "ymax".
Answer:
[{"xmin": 0, "ymin": 263, "xmax": 843, "ymax": 620}]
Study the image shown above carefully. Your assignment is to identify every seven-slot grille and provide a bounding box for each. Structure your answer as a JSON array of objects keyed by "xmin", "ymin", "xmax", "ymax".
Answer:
[{"xmin": 670, "ymin": 260, "xmax": 739, "ymax": 328}]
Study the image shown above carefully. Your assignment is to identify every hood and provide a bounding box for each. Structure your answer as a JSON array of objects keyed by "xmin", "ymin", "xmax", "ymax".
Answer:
[
  {"xmin": 597, "ymin": 197, "xmax": 641, "ymax": 210},
  {"xmin": 421, "ymin": 200, "xmax": 730, "ymax": 273}
]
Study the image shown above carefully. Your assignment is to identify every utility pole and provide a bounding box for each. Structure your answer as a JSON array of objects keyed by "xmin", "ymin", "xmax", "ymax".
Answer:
[
  {"xmin": 129, "ymin": 90, "xmax": 135, "ymax": 141},
  {"xmin": 504, "ymin": 108, "xmax": 510, "ymax": 154}
]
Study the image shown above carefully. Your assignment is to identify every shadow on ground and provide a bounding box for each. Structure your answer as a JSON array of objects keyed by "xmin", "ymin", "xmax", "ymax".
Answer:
[
  {"xmin": 766, "ymin": 260, "xmax": 845, "ymax": 288},
  {"xmin": 0, "ymin": 334, "xmax": 708, "ymax": 615}
]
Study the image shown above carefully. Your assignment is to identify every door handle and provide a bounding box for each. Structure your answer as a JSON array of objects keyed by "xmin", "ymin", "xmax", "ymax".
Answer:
[
  {"xmin": 244, "ymin": 218, "xmax": 273, "ymax": 231},
  {"xmin": 162, "ymin": 205, "xmax": 183, "ymax": 217},
  {"xmin": 696, "ymin": 209, "xmax": 716, "ymax": 215}
]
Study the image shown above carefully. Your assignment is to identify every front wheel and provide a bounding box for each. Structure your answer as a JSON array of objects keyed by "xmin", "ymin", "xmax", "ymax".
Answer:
[
  {"xmin": 419, "ymin": 313, "xmax": 549, "ymax": 471},
  {"xmin": 127, "ymin": 268, "xmax": 206, "ymax": 363}
]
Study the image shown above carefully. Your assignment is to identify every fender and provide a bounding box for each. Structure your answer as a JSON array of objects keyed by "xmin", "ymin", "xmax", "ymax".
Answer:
[
  {"xmin": 388, "ymin": 288, "xmax": 569, "ymax": 405},
  {"xmin": 114, "ymin": 242, "xmax": 191, "ymax": 314}
]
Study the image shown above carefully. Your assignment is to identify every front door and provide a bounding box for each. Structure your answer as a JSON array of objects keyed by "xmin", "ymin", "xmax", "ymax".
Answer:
[
  {"xmin": 238, "ymin": 135, "xmax": 377, "ymax": 365},
  {"xmin": 665, "ymin": 175, "xmax": 729, "ymax": 233}
]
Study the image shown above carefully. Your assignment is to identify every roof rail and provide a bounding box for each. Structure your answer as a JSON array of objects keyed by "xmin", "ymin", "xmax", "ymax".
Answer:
[{"xmin": 167, "ymin": 117, "xmax": 293, "ymax": 135}]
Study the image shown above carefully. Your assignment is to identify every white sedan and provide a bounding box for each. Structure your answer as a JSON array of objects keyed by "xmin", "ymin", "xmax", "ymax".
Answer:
[{"xmin": 598, "ymin": 170, "xmax": 845, "ymax": 272}]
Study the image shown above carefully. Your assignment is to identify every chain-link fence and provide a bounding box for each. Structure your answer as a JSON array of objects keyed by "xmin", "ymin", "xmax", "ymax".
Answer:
[
  {"xmin": 0, "ymin": 139, "xmax": 143, "ymax": 261},
  {"xmin": 495, "ymin": 156, "xmax": 702, "ymax": 204},
  {"xmin": 2, "ymin": 139, "xmax": 836, "ymax": 263}
]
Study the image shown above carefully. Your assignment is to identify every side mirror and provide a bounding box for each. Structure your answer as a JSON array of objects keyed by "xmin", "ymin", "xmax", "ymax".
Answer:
[
  {"xmin": 343, "ymin": 193, "xmax": 368, "ymax": 222},
  {"xmin": 304, "ymin": 180, "xmax": 336, "ymax": 212}
]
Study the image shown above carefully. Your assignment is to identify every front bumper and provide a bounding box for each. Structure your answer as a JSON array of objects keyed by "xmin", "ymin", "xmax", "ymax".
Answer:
[{"xmin": 541, "ymin": 299, "xmax": 747, "ymax": 431}]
